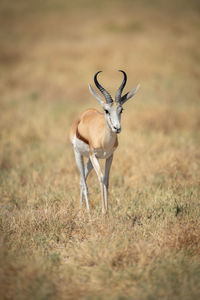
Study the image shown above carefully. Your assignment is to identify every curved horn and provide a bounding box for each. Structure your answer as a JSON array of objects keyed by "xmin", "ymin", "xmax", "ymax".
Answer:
[
  {"xmin": 94, "ymin": 71, "xmax": 113, "ymax": 104},
  {"xmin": 115, "ymin": 70, "xmax": 127, "ymax": 103}
]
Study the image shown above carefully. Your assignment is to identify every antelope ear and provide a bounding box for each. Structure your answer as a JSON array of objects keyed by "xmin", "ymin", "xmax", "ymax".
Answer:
[
  {"xmin": 120, "ymin": 84, "xmax": 140, "ymax": 105},
  {"xmin": 88, "ymin": 84, "xmax": 104, "ymax": 108}
]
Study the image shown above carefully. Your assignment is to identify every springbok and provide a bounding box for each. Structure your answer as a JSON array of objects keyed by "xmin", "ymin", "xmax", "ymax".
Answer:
[{"xmin": 70, "ymin": 70, "xmax": 140, "ymax": 214}]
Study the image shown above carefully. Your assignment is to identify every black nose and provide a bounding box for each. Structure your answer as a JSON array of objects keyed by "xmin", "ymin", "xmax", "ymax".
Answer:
[{"xmin": 113, "ymin": 126, "xmax": 121, "ymax": 133}]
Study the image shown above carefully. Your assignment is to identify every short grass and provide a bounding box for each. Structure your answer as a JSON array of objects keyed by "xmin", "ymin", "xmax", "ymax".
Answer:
[{"xmin": 0, "ymin": 0, "xmax": 200, "ymax": 299}]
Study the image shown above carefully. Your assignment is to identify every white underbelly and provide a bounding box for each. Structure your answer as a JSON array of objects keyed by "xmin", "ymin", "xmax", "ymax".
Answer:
[{"xmin": 72, "ymin": 136, "xmax": 115, "ymax": 159}]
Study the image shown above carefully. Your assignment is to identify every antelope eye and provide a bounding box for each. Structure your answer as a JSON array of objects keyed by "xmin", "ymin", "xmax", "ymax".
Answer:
[
  {"xmin": 119, "ymin": 108, "xmax": 123, "ymax": 114},
  {"xmin": 105, "ymin": 109, "xmax": 109, "ymax": 114}
]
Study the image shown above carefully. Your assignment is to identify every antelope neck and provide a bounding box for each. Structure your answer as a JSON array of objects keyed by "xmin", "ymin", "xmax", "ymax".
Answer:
[{"xmin": 102, "ymin": 116, "xmax": 117, "ymax": 149}]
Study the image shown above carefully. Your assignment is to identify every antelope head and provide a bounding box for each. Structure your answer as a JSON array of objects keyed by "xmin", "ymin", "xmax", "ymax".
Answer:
[{"xmin": 89, "ymin": 70, "xmax": 140, "ymax": 134}]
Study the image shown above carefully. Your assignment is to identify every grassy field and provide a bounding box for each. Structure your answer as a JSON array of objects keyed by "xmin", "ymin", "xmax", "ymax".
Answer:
[{"xmin": 0, "ymin": 0, "xmax": 200, "ymax": 299}]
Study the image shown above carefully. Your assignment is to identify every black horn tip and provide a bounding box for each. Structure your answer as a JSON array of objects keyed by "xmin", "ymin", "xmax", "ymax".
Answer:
[
  {"xmin": 94, "ymin": 70, "xmax": 102, "ymax": 76},
  {"xmin": 115, "ymin": 70, "xmax": 127, "ymax": 103},
  {"xmin": 118, "ymin": 69, "xmax": 127, "ymax": 75}
]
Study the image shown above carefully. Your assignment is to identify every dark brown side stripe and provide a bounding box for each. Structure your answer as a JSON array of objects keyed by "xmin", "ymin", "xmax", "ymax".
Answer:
[{"xmin": 76, "ymin": 128, "xmax": 89, "ymax": 145}]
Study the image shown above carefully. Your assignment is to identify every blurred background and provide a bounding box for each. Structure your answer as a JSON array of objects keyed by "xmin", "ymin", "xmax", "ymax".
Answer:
[
  {"xmin": 1, "ymin": 0, "xmax": 199, "ymax": 101},
  {"xmin": 1, "ymin": 1, "xmax": 200, "ymax": 299}
]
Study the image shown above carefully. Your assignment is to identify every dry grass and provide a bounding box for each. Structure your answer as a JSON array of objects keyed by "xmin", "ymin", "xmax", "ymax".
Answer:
[{"xmin": 0, "ymin": 0, "xmax": 200, "ymax": 299}]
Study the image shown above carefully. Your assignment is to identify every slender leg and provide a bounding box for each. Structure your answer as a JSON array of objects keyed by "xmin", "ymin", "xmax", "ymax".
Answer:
[
  {"xmin": 80, "ymin": 158, "xmax": 93, "ymax": 207},
  {"xmin": 73, "ymin": 148, "xmax": 90, "ymax": 212},
  {"xmin": 103, "ymin": 154, "xmax": 113, "ymax": 211},
  {"xmin": 89, "ymin": 153, "xmax": 107, "ymax": 214}
]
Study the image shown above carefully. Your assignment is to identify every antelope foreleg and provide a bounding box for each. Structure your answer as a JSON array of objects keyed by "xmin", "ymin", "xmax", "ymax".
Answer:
[
  {"xmin": 80, "ymin": 158, "xmax": 93, "ymax": 207},
  {"xmin": 89, "ymin": 153, "xmax": 107, "ymax": 214},
  {"xmin": 103, "ymin": 154, "xmax": 113, "ymax": 211}
]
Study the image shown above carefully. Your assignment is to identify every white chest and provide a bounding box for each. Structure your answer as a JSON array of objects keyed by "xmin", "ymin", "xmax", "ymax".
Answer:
[{"xmin": 72, "ymin": 136, "xmax": 117, "ymax": 159}]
